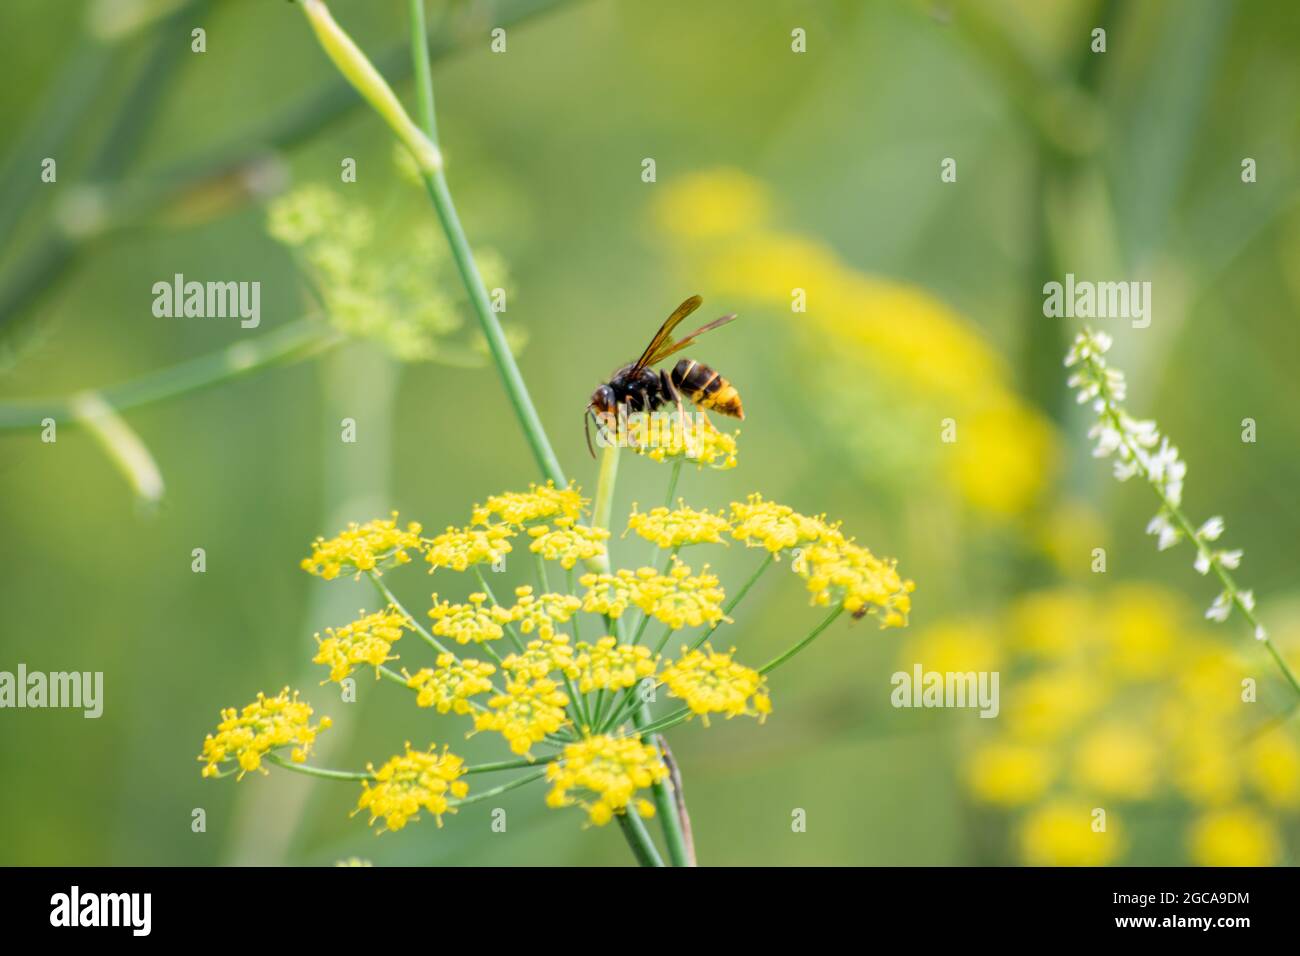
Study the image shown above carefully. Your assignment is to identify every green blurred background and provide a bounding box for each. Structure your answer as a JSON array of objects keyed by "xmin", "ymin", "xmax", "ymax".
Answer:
[{"xmin": 1, "ymin": 0, "xmax": 1299, "ymax": 866}]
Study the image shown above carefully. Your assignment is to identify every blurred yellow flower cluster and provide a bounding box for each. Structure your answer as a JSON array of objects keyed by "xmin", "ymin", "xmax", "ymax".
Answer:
[
  {"xmin": 652, "ymin": 169, "xmax": 1058, "ymax": 519},
  {"xmin": 267, "ymin": 183, "xmax": 518, "ymax": 363},
  {"xmin": 312, "ymin": 606, "xmax": 408, "ymax": 682},
  {"xmin": 902, "ymin": 583, "xmax": 1298, "ymax": 865}
]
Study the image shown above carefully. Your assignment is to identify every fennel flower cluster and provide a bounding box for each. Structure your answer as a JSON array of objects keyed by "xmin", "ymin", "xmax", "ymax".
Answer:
[
  {"xmin": 200, "ymin": 477, "xmax": 913, "ymax": 835},
  {"xmin": 902, "ymin": 585, "xmax": 1299, "ymax": 866},
  {"xmin": 266, "ymin": 182, "xmax": 519, "ymax": 363}
]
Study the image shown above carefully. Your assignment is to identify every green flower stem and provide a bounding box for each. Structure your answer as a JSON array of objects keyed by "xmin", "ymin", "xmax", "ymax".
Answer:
[
  {"xmin": 465, "ymin": 756, "xmax": 560, "ymax": 774},
  {"xmin": 367, "ymin": 571, "xmax": 453, "ymax": 656},
  {"xmin": 0, "ymin": 318, "xmax": 337, "ymax": 430},
  {"xmin": 266, "ymin": 753, "xmax": 373, "ymax": 781},
  {"xmin": 759, "ymin": 607, "xmax": 843, "ymax": 675},
  {"xmin": 691, "ymin": 552, "xmax": 775, "ymax": 650},
  {"xmin": 473, "ymin": 567, "xmax": 526, "ymax": 653},
  {"xmin": 589, "ymin": 442, "xmax": 690, "ymax": 865},
  {"xmin": 663, "ymin": 459, "xmax": 684, "ymax": 508},
  {"xmin": 1086, "ymin": 359, "xmax": 1300, "ymax": 701},
  {"xmin": 616, "ymin": 809, "xmax": 665, "ymax": 868},
  {"xmin": 651, "ymin": 626, "xmax": 677, "ymax": 658},
  {"xmin": 404, "ymin": 0, "xmax": 565, "ymax": 486},
  {"xmin": 598, "ymin": 684, "xmax": 649, "ymax": 733},
  {"xmin": 450, "ymin": 768, "xmax": 548, "ymax": 808},
  {"xmin": 636, "ymin": 706, "xmax": 691, "ymax": 867},
  {"xmin": 535, "ymin": 553, "xmax": 551, "ymax": 593}
]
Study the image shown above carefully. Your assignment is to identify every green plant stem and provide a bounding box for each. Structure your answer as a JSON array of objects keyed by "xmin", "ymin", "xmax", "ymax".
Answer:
[
  {"xmin": 1087, "ymin": 359, "xmax": 1300, "ymax": 701},
  {"xmin": 450, "ymin": 768, "xmax": 548, "ymax": 808},
  {"xmin": 473, "ymin": 567, "xmax": 526, "ymax": 653},
  {"xmin": 636, "ymin": 706, "xmax": 690, "ymax": 866},
  {"xmin": 616, "ymin": 810, "xmax": 665, "ymax": 867},
  {"xmin": 266, "ymin": 753, "xmax": 373, "ymax": 781},
  {"xmin": 691, "ymin": 552, "xmax": 774, "ymax": 650},
  {"xmin": 588, "ymin": 442, "xmax": 690, "ymax": 865},
  {"xmin": 367, "ymin": 571, "xmax": 454, "ymax": 656},
  {"xmin": 759, "ymin": 607, "xmax": 843, "ymax": 675},
  {"xmin": 0, "ymin": 318, "xmax": 337, "ymax": 429},
  {"xmin": 404, "ymin": 0, "xmax": 564, "ymax": 486}
]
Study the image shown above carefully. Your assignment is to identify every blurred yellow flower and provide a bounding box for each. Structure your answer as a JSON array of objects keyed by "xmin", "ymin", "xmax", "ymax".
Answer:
[
  {"xmin": 900, "ymin": 621, "xmax": 1001, "ymax": 675},
  {"xmin": 654, "ymin": 168, "xmax": 1059, "ymax": 519},
  {"xmin": 502, "ymin": 636, "xmax": 579, "ymax": 682},
  {"xmin": 1072, "ymin": 723, "xmax": 1159, "ymax": 800},
  {"xmin": 1188, "ymin": 807, "xmax": 1280, "ymax": 866},
  {"xmin": 428, "ymin": 592, "xmax": 511, "ymax": 645},
  {"xmin": 1246, "ymin": 731, "xmax": 1300, "ymax": 809},
  {"xmin": 965, "ymin": 742, "xmax": 1054, "ymax": 806},
  {"xmin": 1006, "ymin": 670, "xmax": 1101, "ymax": 743},
  {"xmin": 1019, "ymin": 800, "xmax": 1123, "ymax": 866}
]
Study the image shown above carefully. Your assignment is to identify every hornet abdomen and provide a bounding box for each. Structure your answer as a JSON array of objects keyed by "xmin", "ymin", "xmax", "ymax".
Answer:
[{"xmin": 671, "ymin": 359, "xmax": 744, "ymax": 419}]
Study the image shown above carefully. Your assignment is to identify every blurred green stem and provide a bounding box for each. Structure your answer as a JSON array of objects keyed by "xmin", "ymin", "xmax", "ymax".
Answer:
[{"xmin": 0, "ymin": 318, "xmax": 338, "ymax": 429}]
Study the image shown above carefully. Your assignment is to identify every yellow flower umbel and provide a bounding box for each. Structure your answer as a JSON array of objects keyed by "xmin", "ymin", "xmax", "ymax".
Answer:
[
  {"xmin": 528, "ymin": 517, "xmax": 609, "ymax": 569},
  {"xmin": 474, "ymin": 677, "xmax": 571, "ymax": 756},
  {"xmin": 502, "ymin": 637, "xmax": 580, "ymax": 682},
  {"xmin": 198, "ymin": 688, "xmax": 331, "ymax": 779},
  {"xmin": 356, "ymin": 743, "xmax": 469, "ymax": 832},
  {"xmin": 405, "ymin": 654, "xmax": 496, "ymax": 714},
  {"xmin": 660, "ymin": 644, "xmax": 771, "ymax": 725},
  {"xmin": 472, "ymin": 481, "xmax": 586, "ymax": 527},
  {"xmin": 627, "ymin": 503, "xmax": 731, "ymax": 549},
  {"xmin": 506, "ymin": 586, "xmax": 582, "ymax": 638},
  {"xmin": 728, "ymin": 494, "xmax": 831, "ymax": 554},
  {"xmin": 628, "ymin": 413, "xmax": 738, "ymax": 469},
  {"xmin": 795, "ymin": 535, "xmax": 915, "ymax": 626},
  {"xmin": 301, "ymin": 512, "xmax": 423, "ymax": 580},
  {"xmin": 545, "ymin": 734, "xmax": 667, "ymax": 826},
  {"xmin": 424, "ymin": 524, "xmax": 514, "ymax": 573},
  {"xmin": 632, "ymin": 563, "xmax": 729, "ymax": 630},
  {"xmin": 313, "ymin": 607, "xmax": 409, "ymax": 682},
  {"xmin": 428, "ymin": 592, "xmax": 512, "ymax": 645},
  {"xmin": 574, "ymin": 636, "xmax": 658, "ymax": 694},
  {"xmin": 578, "ymin": 569, "xmax": 639, "ymax": 618}
]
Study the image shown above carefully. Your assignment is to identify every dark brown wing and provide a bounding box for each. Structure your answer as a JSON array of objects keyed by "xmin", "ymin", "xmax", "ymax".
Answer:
[
  {"xmin": 632, "ymin": 295, "xmax": 702, "ymax": 371},
  {"xmin": 645, "ymin": 312, "xmax": 737, "ymax": 366}
]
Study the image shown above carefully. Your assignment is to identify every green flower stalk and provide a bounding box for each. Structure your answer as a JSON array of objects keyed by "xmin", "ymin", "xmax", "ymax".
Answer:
[{"xmin": 1065, "ymin": 329, "xmax": 1300, "ymax": 700}]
